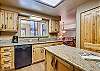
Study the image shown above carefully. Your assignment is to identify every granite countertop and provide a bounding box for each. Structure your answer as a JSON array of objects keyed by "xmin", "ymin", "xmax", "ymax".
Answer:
[
  {"xmin": 0, "ymin": 40, "xmax": 63, "ymax": 47},
  {"xmin": 45, "ymin": 45, "xmax": 100, "ymax": 71}
]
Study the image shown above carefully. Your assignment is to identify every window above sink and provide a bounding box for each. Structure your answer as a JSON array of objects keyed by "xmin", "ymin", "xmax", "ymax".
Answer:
[{"xmin": 18, "ymin": 16, "xmax": 49, "ymax": 37}]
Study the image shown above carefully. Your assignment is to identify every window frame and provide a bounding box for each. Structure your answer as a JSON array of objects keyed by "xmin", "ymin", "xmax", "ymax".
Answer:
[{"xmin": 19, "ymin": 18, "xmax": 49, "ymax": 38}]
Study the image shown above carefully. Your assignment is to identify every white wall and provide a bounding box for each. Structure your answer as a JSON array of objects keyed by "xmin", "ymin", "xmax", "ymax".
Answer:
[
  {"xmin": 76, "ymin": 0, "xmax": 100, "ymax": 48},
  {"xmin": 64, "ymin": 24, "xmax": 76, "ymax": 29},
  {"xmin": 64, "ymin": 30, "xmax": 76, "ymax": 37}
]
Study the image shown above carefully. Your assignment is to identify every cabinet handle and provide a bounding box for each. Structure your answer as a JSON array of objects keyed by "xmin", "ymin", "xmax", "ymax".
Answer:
[
  {"xmin": 4, "ymin": 66, "xmax": 10, "ymax": 70},
  {"xmin": 41, "ymin": 48, "xmax": 44, "ymax": 53},
  {"xmin": 4, "ymin": 54, "xmax": 10, "ymax": 57},
  {"xmin": 13, "ymin": 27, "xmax": 14, "ymax": 29},
  {"xmin": 4, "ymin": 49, "xmax": 10, "ymax": 52},
  {"xmin": 51, "ymin": 56, "xmax": 57, "ymax": 69},
  {"xmin": 55, "ymin": 59, "xmax": 57, "ymax": 70},
  {"xmin": 1, "ymin": 24, "xmax": 3, "ymax": 29},
  {"xmin": 33, "ymin": 49, "xmax": 34, "ymax": 52},
  {"xmin": 55, "ymin": 29, "xmax": 57, "ymax": 31},
  {"xmin": 33, "ymin": 48, "xmax": 35, "ymax": 54},
  {"xmin": 5, "ymin": 25, "xmax": 6, "ymax": 29},
  {"xmin": 4, "ymin": 60, "xmax": 11, "ymax": 64}
]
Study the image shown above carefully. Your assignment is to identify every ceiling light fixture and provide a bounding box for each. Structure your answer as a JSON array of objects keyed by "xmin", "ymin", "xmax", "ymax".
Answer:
[{"xmin": 34, "ymin": 0, "xmax": 64, "ymax": 8}]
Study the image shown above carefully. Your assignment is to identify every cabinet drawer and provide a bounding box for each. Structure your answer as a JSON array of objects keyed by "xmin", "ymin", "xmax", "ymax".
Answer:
[
  {"xmin": 1, "ymin": 63, "xmax": 12, "ymax": 70},
  {"xmin": 1, "ymin": 47, "xmax": 13, "ymax": 52},
  {"xmin": 1, "ymin": 52, "xmax": 12, "ymax": 58},
  {"xmin": 1, "ymin": 57, "xmax": 12, "ymax": 64}
]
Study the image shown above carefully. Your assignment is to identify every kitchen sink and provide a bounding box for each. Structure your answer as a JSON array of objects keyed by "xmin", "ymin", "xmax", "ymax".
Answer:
[{"xmin": 79, "ymin": 52, "xmax": 100, "ymax": 61}]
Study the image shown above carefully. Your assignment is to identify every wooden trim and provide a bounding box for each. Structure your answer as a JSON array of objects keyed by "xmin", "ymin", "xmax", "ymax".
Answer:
[
  {"xmin": 80, "ymin": 6, "xmax": 100, "ymax": 14},
  {"xmin": 0, "ymin": 8, "xmax": 18, "ymax": 13},
  {"xmin": 32, "ymin": 59, "xmax": 45, "ymax": 64}
]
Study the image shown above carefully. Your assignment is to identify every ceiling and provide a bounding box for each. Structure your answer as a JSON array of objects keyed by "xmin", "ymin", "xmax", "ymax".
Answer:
[{"xmin": 0, "ymin": 0, "xmax": 90, "ymax": 16}]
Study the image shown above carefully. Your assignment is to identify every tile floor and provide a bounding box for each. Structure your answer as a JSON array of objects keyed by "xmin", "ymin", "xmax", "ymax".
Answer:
[{"xmin": 16, "ymin": 62, "xmax": 45, "ymax": 71}]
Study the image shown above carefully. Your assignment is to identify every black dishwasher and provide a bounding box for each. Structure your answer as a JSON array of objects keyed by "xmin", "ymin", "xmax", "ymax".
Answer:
[{"xmin": 15, "ymin": 44, "xmax": 32, "ymax": 69}]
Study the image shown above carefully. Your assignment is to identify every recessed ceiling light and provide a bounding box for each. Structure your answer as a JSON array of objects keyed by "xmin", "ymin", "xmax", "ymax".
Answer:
[{"xmin": 34, "ymin": 0, "xmax": 64, "ymax": 8}]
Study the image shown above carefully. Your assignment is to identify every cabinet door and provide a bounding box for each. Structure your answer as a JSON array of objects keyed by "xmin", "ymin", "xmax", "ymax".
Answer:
[
  {"xmin": 32, "ymin": 46, "xmax": 45, "ymax": 63},
  {"xmin": 80, "ymin": 10, "xmax": 96, "ymax": 48},
  {"xmin": 84, "ymin": 10, "xmax": 94, "ymax": 43},
  {"xmin": 0, "ymin": 9, "xmax": 5, "ymax": 30},
  {"xmin": 55, "ymin": 21, "xmax": 60, "ymax": 32},
  {"xmin": 5, "ymin": 11, "xmax": 8, "ymax": 30},
  {"xmin": 96, "ymin": 7, "xmax": 100, "ymax": 43},
  {"xmin": 8, "ymin": 11, "xmax": 14, "ymax": 30},
  {"xmin": 50, "ymin": 20, "xmax": 55, "ymax": 32},
  {"xmin": 32, "ymin": 47, "xmax": 40, "ymax": 63},
  {"xmin": 56, "ymin": 57, "xmax": 73, "ymax": 71},
  {"xmin": 56, "ymin": 61, "xmax": 73, "ymax": 71},
  {"xmin": 5, "ymin": 11, "xmax": 14, "ymax": 30},
  {"xmin": 40, "ymin": 48, "xmax": 45, "ymax": 60},
  {"xmin": 13, "ymin": 13, "xmax": 18, "ymax": 31},
  {"xmin": 49, "ymin": 19, "xmax": 60, "ymax": 33},
  {"xmin": 45, "ymin": 51, "xmax": 55, "ymax": 71}
]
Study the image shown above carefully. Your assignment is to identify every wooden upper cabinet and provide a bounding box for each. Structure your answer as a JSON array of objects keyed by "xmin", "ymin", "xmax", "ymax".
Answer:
[
  {"xmin": 5, "ymin": 11, "xmax": 18, "ymax": 31},
  {"xmin": 13, "ymin": 13, "xmax": 18, "ymax": 31},
  {"xmin": 0, "ymin": 9, "xmax": 18, "ymax": 32},
  {"xmin": 5, "ymin": 11, "xmax": 14, "ymax": 30},
  {"xmin": 80, "ymin": 6, "xmax": 100, "ymax": 51},
  {"xmin": 49, "ymin": 19, "xmax": 60, "ymax": 33},
  {"xmin": 0, "ymin": 9, "xmax": 5, "ymax": 30}
]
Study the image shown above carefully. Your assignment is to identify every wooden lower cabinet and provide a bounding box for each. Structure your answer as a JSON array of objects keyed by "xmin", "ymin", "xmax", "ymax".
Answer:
[
  {"xmin": 32, "ymin": 42, "xmax": 63, "ymax": 63},
  {"xmin": 45, "ymin": 51, "xmax": 55, "ymax": 71},
  {"xmin": 0, "ymin": 46, "xmax": 15, "ymax": 71},
  {"xmin": 45, "ymin": 51, "xmax": 82, "ymax": 71},
  {"xmin": 32, "ymin": 45, "xmax": 45, "ymax": 63},
  {"xmin": 56, "ymin": 59, "xmax": 73, "ymax": 71}
]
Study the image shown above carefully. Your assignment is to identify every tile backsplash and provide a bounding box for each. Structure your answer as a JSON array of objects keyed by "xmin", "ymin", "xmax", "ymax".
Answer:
[{"xmin": 0, "ymin": 37, "xmax": 57, "ymax": 44}]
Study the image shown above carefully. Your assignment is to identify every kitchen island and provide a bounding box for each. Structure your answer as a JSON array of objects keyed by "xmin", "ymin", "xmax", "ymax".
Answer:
[{"xmin": 45, "ymin": 45, "xmax": 100, "ymax": 71}]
